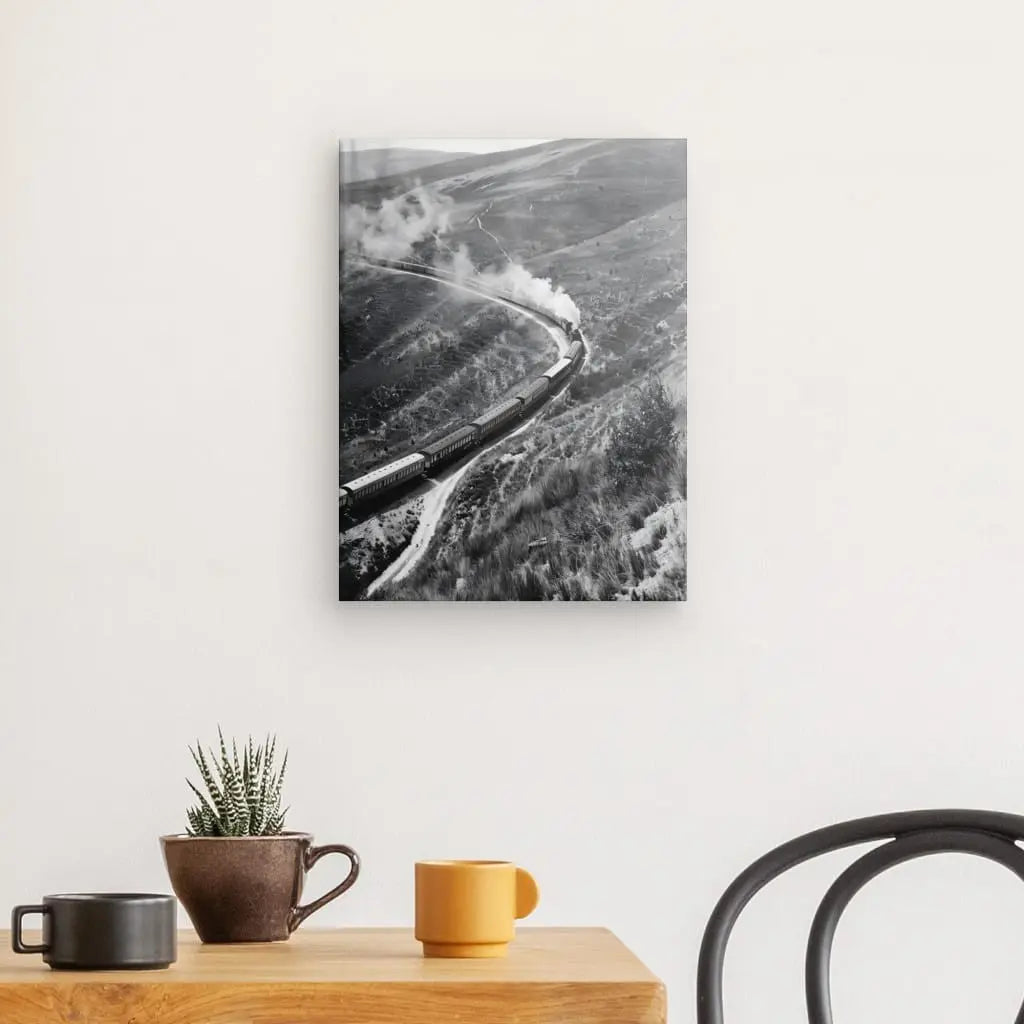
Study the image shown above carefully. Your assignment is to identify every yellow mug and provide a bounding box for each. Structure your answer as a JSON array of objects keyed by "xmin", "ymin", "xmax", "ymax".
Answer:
[{"xmin": 415, "ymin": 860, "xmax": 540, "ymax": 958}]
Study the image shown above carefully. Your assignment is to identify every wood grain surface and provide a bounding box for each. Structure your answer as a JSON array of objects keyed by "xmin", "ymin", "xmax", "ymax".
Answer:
[{"xmin": 0, "ymin": 926, "xmax": 666, "ymax": 1023}]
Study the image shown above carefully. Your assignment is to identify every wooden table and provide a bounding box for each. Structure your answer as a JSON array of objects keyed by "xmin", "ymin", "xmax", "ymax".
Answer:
[{"xmin": 0, "ymin": 927, "xmax": 666, "ymax": 1023}]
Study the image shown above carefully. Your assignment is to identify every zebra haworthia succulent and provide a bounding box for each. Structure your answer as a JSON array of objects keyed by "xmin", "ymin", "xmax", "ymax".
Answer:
[{"xmin": 185, "ymin": 729, "xmax": 289, "ymax": 837}]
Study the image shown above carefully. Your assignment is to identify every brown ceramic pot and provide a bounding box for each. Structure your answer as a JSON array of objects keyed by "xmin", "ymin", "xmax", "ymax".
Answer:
[{"xmin": 160, "ymin": 832, "xmax": 359, "ymax": 943}]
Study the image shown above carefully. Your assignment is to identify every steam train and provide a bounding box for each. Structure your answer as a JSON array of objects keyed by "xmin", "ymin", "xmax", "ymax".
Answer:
[{"xmin": 340, "ymin": 336, "xmax": 585, "ymax": 512}]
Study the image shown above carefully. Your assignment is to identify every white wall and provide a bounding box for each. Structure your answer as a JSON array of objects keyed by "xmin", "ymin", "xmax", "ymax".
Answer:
[{"xmin": 3, "ymin": 1, "xmax": 1024, "ymax": 1020}]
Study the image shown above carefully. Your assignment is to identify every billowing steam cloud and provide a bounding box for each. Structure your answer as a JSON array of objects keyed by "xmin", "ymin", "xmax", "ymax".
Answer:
[
  {"xmin": 345, "ymin": 185, "xmax": 580, "ymax": 326},
  {"xmin": 343, "ymin": 186, "xmax": 454, "ymax": 261},
  {"xmin": 445, "ymin": 245, "xmax": 580, "ymax": 326}
]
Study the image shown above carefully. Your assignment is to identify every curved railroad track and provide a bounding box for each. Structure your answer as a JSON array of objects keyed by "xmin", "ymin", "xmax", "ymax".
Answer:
[
  {"xmin": 341, "ymin": 255, "xmax": 588, "ymax": 597},
  {"xmin": 357, "ymin": 257, "xmax": 575, "ymax": 358}
]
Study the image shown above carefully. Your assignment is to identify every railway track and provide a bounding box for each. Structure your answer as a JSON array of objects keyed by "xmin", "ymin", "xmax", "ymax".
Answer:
[{"xmin": 356, "ymin": 256, "xmax": 576, "ymax": 356}]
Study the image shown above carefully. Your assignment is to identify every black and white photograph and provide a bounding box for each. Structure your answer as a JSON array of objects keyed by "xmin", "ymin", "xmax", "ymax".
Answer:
[{"xmin": 339, "ymin": 138, "xmax": 686, "ymax": 601}]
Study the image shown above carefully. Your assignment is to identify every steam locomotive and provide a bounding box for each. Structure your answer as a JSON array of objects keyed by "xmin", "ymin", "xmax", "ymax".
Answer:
[{"xmin": 340, "ymin": 337, "xmax": 584, "ymax": 512}]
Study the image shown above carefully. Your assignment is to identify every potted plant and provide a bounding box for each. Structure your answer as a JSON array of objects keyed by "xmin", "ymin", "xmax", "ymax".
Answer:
[{"xmin": 161, "ymin": 730, "xmax": 359, "ymax": 943}]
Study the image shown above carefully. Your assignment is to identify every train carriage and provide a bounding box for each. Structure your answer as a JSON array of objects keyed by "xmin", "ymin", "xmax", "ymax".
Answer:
[
  {"xmin": 514, "ymin": 378, "xmax": 549, "ymax": 412},
  {"xmin": 566, "ymin": 340, "xmax": 583, "ymax": 365},
  {"xmin": 471, "ymin": 397, "xmax": 523, "ymax": 440},
  {"xmin": 541, "ymin": 356, "xmax": 573, "ymax": 389},
  {"xmin": 341, "ymin": 452, "xmax": 425, "ymax": 504},
  {"xmin": 419, "ymin": 424, "xmax": 478, "ymax": 471}
]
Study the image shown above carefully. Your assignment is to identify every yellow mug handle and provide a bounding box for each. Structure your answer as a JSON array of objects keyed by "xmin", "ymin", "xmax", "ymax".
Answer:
[{"xmin": 515, "ymin": 867, "xmax": 539, "ymax": 919}]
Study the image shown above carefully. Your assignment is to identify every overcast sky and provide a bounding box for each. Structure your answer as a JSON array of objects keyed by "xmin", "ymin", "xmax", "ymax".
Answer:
[{"xmin": 345, "ymin": 139, "xmax": 553, "ymax": 154}]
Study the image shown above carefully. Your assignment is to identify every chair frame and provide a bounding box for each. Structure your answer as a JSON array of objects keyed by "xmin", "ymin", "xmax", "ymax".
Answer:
[{"xmin": 696, "ymin": 809, "xmax": 1024, "ymax": 1024}]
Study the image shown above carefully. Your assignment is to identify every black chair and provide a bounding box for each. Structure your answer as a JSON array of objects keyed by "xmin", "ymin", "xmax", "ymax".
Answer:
[{"xmin": 697, "ymin": 810, "xmax": 1024, "ymax": 1024}]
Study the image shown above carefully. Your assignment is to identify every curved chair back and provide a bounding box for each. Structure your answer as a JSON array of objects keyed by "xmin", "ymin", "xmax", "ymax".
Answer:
[{"xmin": 697, "ymin": 810, "xmax": 1024, "ymax": 1024}]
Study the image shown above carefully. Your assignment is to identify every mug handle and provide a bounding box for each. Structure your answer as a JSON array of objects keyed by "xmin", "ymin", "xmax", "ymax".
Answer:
[
  {"xmin": 515, "ymin": 867, "xmax": 540, "ymax": 919},
  {"xmin": 288, "ymin": 843, "xmax": 360, "ymax": 933},
  {"xmin": 11, "ymin": 905, "xmax": 49, "ymax": 954}
]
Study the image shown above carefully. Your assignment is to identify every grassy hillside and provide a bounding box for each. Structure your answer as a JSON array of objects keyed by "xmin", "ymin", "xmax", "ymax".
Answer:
[
  {"xmin": 373, "ymin": 205, "xmax": 686, "ymax": 600},
  {"xmin": 345, "ymin": 139, "xmax": 686, "ymax": 267}
]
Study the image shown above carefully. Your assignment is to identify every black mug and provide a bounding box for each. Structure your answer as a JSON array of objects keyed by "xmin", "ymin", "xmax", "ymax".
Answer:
[{"xmin": 11, "ymin": 893, "xmax": 176, "ymax": 970}]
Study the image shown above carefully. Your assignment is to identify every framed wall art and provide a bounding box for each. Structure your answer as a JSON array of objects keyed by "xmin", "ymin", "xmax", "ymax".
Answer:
[{"xmin": 339, "ymin": 139, "xmax": 686, "ymax": 601}]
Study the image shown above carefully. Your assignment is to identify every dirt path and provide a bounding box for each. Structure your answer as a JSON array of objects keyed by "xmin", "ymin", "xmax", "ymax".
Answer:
[
  {"xmin": 364, "ymin": 383, "xmax": 576, "ymax": 597},
  {"xmin": 475, "ymin": 201, "xmax": 513, "ymax": 262}
]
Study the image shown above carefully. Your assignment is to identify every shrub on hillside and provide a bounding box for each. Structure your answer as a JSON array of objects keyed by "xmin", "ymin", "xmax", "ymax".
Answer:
[{"xmin": 606, "ymin": 374, "xmax": 679, "ymax": 486}]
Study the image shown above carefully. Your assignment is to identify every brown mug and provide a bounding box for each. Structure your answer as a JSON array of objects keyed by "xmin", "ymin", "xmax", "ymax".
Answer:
[{"xmin": 161, "ymin": 832, "xmax": 359, "ymax": 943}]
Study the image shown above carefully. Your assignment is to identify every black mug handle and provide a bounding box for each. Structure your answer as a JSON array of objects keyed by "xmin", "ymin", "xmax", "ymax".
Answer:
[
  {"xmin": 288, "ymin": 843, "xmax": 360, "ymax": 933},
  {"xmin": 11, "ymin": 905, "xmax": 49, "ymax": 954}
]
